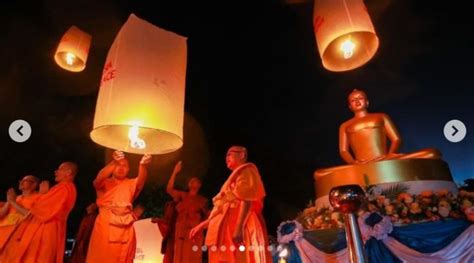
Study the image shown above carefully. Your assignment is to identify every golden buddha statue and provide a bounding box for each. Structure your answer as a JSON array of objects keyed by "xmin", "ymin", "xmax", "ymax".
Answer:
[
  {"xmin": 314, "ymin": 89, "xmax": 453, "ymax": 200},
  {"xmin": 339, "ymin": 89, "xmax": 440, "ymax": 164}
]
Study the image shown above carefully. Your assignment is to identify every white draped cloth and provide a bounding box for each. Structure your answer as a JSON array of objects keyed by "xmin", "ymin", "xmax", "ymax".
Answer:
[
  {"xmin": 382, "ymin": 225, "xmax": 474, "ymax": 263},
  {"xmin": 287, "ymin": 225, "xmax": 473, "ymax": 263}
]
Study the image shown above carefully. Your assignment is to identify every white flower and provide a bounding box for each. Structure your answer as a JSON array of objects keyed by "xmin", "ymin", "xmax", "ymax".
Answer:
[
  {"xmin": 358, "ymin": 212, "xmax": 393, "ymax": 243},
  {"xmin": 277, "ymin": 220, "xmax": 304, "ymax": 244}
]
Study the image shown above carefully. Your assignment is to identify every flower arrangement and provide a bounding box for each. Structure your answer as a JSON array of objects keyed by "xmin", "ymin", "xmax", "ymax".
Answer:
[
  {"xmin": 277, "ymin": 220, "xmax": 304, "ymax": 244},
  {"xmin": 297, "ymin": 186, "xmax": 474, "ymax": 230}
]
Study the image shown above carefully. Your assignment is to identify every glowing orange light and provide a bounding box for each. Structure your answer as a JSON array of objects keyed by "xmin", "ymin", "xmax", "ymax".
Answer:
[
  {"xmin": 65, "ymin": 52, "xmax": 76, "ymax": 65},
  {"xmin": 313, "ymin": 0, "xmax": 379, "ymax": 71},
  {"xmin": 341, "ymin": 38, "xmax": 355, "ymax": 59},
  {"xmin": 128, "ymin": 123, "xmax": 146, "ymax": 149},
  {"xmin": 54, "ymin": 26, "xmax": 91, "ymax": 72}
]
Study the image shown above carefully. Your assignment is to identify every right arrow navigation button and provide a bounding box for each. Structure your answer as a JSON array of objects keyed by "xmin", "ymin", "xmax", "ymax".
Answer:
[
  {"xmin": 444, "ymin": 120, "xmax": 467, "ymax": 143},
  {"xmin": 451, "ymin": 125, "xmax": 459, "ymax": 137}
]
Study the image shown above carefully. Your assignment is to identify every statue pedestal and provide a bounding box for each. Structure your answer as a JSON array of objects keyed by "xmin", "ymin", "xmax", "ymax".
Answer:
[{"xmin": 314, "ymin": 159, "xmax": 457, "ymax": 208}]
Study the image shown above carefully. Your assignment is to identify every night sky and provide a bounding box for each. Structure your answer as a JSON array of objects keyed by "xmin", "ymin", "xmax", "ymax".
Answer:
[{"xmin": 1, "ymin": 0, "xmax": 473, "ymax": 237}]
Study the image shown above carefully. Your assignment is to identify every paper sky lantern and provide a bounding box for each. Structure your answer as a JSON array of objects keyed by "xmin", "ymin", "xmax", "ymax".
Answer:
[
  {"xmin": 133, "ymin": 218, "xmax": 163, "ymax": 262},
  {"xmin": 90, "ymin": 14, "xmax": 187, "ymax": 155},
  {"xmin": 313, "ymin": 0, "xmax": 379, "ymax": 72},
  {"xmin": 54, "ymin": 26, "xmax": 91, "ymax": 72}
]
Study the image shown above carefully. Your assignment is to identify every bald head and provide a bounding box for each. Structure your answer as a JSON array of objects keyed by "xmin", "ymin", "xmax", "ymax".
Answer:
[
  {"xmin": 19, "ymin": 175, "xmax": 40, "ymax": 192},
  {"xmin": 63, "ymin": 162, "xmax": 78, "ymax": 178},
  {"xmin": 228, "ymin": 146, "xmax": 247, "ymax": 162},
  {"xmin": 188, "ymin": 177, "xmax": 202, "ymax": 193},
  {"xmin": 55, "ymin": 161, "xmax": 78, "ymax": 183},
  {"xmin": 226, "ymin": 145, "xmax": 248, "ymax": 170},
  {"xmin": 23, "ymin": 175, "xmax": 40, "ymax": 185}
]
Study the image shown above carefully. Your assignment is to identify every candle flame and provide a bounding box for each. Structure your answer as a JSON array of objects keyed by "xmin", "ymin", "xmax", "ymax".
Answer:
[
  {"xmin": 341, "ymin": 39, "xmax": 355, "ymax": 59},
  {"xmin": 65, "ymin": 52, "xmax": 76, "ymax": 65},
  {"xmin": 128, "ymin": 124, "xmax": 146, "ymax": 149}
]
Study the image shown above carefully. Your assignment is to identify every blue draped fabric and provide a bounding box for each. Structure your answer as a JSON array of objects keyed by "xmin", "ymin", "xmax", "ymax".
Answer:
[
  {"xmin": 303, "ymin": 228, "xmax": 347, "ymax": 253},
  {"xmin": 389, "ymin": 219, "xmax": 471, "ymax": 253},
  {"xmin": 365, "ymin": 213, "xmax": 383, "ymax": 226},
  {"xmin": 365, "ymin": 238, "xmax": 401, "ymax": 263},
  {"xmin": 278, "ymin": 219, "xmax": 472, "ymax": 262}
]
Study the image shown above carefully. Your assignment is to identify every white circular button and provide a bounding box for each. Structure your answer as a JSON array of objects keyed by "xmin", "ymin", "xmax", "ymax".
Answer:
[
  {"xmin": 9, "ymin": 120, "xmax": 32, "ymax": 143},
  {"xmin": 444, "ymin": 119, "xmax": 466, "ymax": 143}
]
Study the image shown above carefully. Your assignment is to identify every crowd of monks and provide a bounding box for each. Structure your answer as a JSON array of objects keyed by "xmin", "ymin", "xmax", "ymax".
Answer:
[
  {"xmin": 1, "ymin": 89, "xmax": 447, "ymax": 263},
  {"xmin": 0, "ymin": 145, "xmax": 270, "ymax": 263}
]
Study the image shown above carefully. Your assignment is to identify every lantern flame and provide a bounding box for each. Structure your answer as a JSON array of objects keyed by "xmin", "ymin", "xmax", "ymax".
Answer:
[
  {"xmin": 279, "ymin": 248, "xmax": 288, "ymax": 258},
  {"xmin": 341, "ymin": 39, "xmax": 355, "ymax": 59},
  {"xmin": 65, "ymin": 52, "xmax": 76, "ymax": 65},
  {"xmin": 128, "ymin": 123, "xmax": 146, "ymax": 149}
]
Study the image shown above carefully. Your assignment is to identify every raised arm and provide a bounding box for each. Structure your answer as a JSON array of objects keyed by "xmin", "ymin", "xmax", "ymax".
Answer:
[
  {"xmin": 166, "ymin": 161, "xmax": 186, "ymax": 201},
  {"xmin": 134, "ymin": 154, "xmax": 152, "ymax": 199},
  {"xmin": 94, "ymin": 150, "xmax": 123, "ymax": 189},
  {"xmin": 383, "ymin": 114, "xmax": 401, "ymax": 154},
  {"xmin": 94, "ymin": 162, "xmax": 116, "ymax": 189},
  {"xmin": 339, "ymin": 123, "xmax": 356, "ymax": 164}
]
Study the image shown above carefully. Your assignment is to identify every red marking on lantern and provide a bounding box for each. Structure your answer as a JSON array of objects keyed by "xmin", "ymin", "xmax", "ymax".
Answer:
[
  {"xmin": 101, "ymin": 61, "xmax": 116, "ymax": 86},
  {"xmin": 314, "ymin": 16, "xmax": 325, "ymax": 34}
]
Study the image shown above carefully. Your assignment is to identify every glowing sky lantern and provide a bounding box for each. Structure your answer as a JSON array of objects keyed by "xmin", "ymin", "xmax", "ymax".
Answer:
[
  {"xmin": 313, "ymin": 0, "xmax": 379, "ymax": 72},
  {"xmin": 90, "ymin": 14, "xmax": 187, "ymax": 154},
  {"xmin": 54, "ymin": 25, "xmax": 91, "ymax": 72}
]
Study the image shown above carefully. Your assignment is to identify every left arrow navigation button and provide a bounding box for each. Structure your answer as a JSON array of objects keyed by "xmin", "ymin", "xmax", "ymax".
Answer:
[{"xmin": 9, "ymin": 120, "xmax": 32, "ymax": 143}]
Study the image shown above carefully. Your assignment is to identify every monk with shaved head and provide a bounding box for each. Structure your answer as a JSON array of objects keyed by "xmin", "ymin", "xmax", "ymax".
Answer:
[
  {"xmin": 165, "ymin": 160, "xmax": 208, "ymax": 263},
  {"xmin": 86, "ymin": 150, "xmax": 152, "ymax": 263},
  {"xmin": 190, "ymin": 145, "xmax": 270, "ymax": 263},
  {"xmin": 1, "ymin": 161, "xmax": 77, "ymax": 263},
  {"xmin": 0, "ymin": 175, "xmax": 41, "ymax": 258}
]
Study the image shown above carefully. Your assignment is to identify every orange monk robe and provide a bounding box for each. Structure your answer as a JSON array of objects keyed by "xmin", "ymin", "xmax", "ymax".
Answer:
[
  {"xmin": 86, "ymin": 178, "xmax": 139, "ymax": 263},
  {"xmin": 0, "ymin": 193, "xmax": 40, "ymax": 254},
  {"xmin": 1, "ymin": 182, "xmax": 76, "ymax": 263},
  {"xmin": 174, "ymin": 194, "xmax": 208, "ymax": 263},
  {"xmin": 206, "ymin": 163, "xmax": 271, "ymax": 263},
  {"xmin": 157, "ymin": 201, "xmax": 178, "ymax": 263},
  {"xmin": 70, "ymin": 211, "xmax": 98, "ymax": 263}
]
